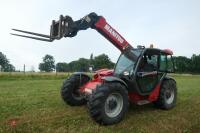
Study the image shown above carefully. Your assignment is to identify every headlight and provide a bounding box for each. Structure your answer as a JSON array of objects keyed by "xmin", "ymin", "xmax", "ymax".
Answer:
[{"xmin": 84, "ymin": 88, "xmax": 92, "ymax": 94}]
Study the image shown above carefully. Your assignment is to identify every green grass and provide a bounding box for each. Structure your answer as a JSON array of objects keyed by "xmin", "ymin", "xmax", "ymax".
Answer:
[
  {"xmin": 0, "ymin": 73, "xmax": 200, "ymax": 133},
  {"xmin": 0, "ymin": 72, "xmax": 71, "ymax": 80}
]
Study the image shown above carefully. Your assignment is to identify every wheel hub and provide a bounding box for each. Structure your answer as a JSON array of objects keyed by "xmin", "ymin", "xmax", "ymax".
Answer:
[
  {"xmin": 105, "ymin": 93, "xmax": 123, "ymax": 118},
  {"xmin": 165, "ymin": 88, "xmax": 175, "ymax": 104},
  {"xmin": 166, "ymin": 90, "xmax": 172, "ymax": 98},
  {"xmin": 108, "ymin": 99, "xmax": 117, "ymax": 110}
]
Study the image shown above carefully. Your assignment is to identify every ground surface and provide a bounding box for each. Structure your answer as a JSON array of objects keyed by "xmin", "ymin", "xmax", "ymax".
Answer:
[{"xmin": 0, "ymin": 73, "xmax": 200, "ymax": 133}]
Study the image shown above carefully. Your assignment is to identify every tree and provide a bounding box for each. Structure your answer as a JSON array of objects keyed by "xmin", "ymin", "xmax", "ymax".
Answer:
[
  {"xmin": 66, "ymin": 54, "xmax": 115, "ymax": 72},
  {"xmin": 55, "ymin": 54, "xmax": 115, "ymax": 72},
  {"xmin": 173, "ymin": 55, "xmax": 200, "ymax": 73},
  {"xmin": 93, "ymin": 54, "xmax": 115, "ymax": 70},
  {"xmin": 39, "ymin": 54, "xmax": 55, "ymax": 72},
  {"xmin": 3, "ymin": 64, "xmax": 15, "ymax": 72},
  {"xmin": 174, "ymin": 56, "xmax": 191, "ymax": 73},
  {"xmin": 0, "ymin": 52, "xmax": 9, "ymax": 69},
  {"xmin": 191, "ymin": 54, "xmax": 200, "ymax": 73},
  {"xmin": 56, "ymin": 63, "xmax": 69, "ymax": 72},
  {"xmin": 68, "ymin": 58, "xmax": 90, "ymax": 72},
  {"xmin": 0, "ymin": 52, "xmax": 15, "ymax": 72}
]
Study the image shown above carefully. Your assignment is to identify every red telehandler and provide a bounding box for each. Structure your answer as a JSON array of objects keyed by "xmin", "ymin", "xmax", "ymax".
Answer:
[{"xmin": 11, "ymin": 12, "xmax": 177, "ymax": 125}]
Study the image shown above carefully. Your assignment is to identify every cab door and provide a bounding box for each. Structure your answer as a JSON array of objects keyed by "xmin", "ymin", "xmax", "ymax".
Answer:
[
  {"xmin": 136, "ymin": 54, "xmax": 159, "ymax": 94},
  {"xmin": 158, "ymin": 54, "xmax": 175, "ymax": 76}
]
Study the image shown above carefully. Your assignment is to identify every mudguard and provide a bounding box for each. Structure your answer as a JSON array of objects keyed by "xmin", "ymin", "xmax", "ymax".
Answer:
[
  {"xmin": 101, "ymin": 76, "xmax": 128, "ymax": 88},
  {"xmin": 71, "ymin": 72, "xmax": 92, "ymax": 80},
  {"xmin": 163, "ymin": 75, "xmax": 176, "ymax": 83}
]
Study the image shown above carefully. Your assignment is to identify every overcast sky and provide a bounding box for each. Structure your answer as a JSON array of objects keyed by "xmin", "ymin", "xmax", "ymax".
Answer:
[{"xmin": 0, "ymin": 0, "xmax": 200, "ymax": 71}]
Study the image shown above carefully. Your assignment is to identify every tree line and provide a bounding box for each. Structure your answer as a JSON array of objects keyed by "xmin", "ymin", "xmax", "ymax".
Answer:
[
  {"xmin": 174, "ymin": 54, "xmax": 200, "ymax": 73},
  {"xmin": 39, "ymin": 54, "xmax": 115, "ymax": 72},
  {"xmin": 1, "ymin": 51, "xmax": 200, "ymax": 73}
]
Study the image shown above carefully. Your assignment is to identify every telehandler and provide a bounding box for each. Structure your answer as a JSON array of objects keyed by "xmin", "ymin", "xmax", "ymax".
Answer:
[{"xmin": 11, "ymin": 12, "xmax": 177, "ymax": 125}]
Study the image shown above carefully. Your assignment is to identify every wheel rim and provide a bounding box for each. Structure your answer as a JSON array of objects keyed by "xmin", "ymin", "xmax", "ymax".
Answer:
[
  {"xmin": 165, "ymin": 88, "xmax": 175, "ymax": 104},
  {"xmin": 105, "ymin": 93, "xmax": 123, "ymax": 118}
]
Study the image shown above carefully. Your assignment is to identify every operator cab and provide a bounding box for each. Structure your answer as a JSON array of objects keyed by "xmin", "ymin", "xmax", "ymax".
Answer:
[{"xmin": 114, "ymin": 47, "xmax": 175, "ymax": 95}]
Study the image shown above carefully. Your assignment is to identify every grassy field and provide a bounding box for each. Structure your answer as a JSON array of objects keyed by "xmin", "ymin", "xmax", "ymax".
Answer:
[{"xmin": 0, "ymin": 73, "xmax": 200, "ymax": 133}]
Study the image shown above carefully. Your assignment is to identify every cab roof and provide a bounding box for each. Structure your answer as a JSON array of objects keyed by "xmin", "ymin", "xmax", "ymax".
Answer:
[{"xmin": 136, "ymin": 48, "xmax": 173, "ymax": 55}]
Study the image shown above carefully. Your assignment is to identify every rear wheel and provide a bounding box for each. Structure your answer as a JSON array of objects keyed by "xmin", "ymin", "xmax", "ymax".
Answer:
[
  {"xmin": 87, "ymin": 83, "xmax": 129, "ymax": 125},
  {"xmin": 153, "ymin": 80, "xmax": 177, "ymax": 109},
  {"xmin": 61, "ymin": 74, "xmax": 90, "ymax": 106}
]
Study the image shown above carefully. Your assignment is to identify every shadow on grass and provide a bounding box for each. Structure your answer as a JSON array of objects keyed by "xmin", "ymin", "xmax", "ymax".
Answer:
[{"xmin": 128, "ymin": 103, "xmax": 157, "ymax": 113}]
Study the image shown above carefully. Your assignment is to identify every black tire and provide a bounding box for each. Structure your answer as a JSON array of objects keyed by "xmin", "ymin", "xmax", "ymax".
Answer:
[
  {"xmin": 87, "ymin": 83, "xmax": 129, "ymax": 125},
  {"xmin": 61, "ymin": 75, "xmax": 90, "ymax": 106},
  {"xmin": 153, "ymin": 80, "xmax": 177, "ymax": 109}
]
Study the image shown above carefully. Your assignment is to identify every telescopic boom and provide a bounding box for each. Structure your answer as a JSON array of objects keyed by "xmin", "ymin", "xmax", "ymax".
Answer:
[{"xmin": 11, "ymin": 12, "xmax": 132, "ymax": 52}]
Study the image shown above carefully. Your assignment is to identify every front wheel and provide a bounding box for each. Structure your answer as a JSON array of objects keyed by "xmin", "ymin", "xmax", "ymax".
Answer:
[
  {"xmin": 153, "ymin": 80, "xmax": 177, "ymax": 109},
  {"xmin": 87, "ymin": 83, "xmax": 129, "ymax": 125}
]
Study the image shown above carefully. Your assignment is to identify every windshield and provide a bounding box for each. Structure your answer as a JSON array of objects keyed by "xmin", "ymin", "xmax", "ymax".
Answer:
[{"xmin": 114, "ymin": 49, "xmax": 141, "ymax": 75}]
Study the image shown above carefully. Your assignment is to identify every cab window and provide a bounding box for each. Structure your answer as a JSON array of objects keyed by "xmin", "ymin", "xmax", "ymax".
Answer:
[
  {"xmin": 147, "ymin": 55, "xmax": 158, "ymax": 69},
  {"xmin": 167, "ymin": 55, "xmax": 174, "ymax": 72},
  {"xmin": 159, "ymin": 55, "xmax": 167, "ymax": 71},
  {"xmin": 159, "ymin": 54, "xmax": 174, "ymax": 72}
]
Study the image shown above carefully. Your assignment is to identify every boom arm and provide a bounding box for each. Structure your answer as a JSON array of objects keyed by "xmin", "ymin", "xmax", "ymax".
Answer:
[{"xmin": 11, "ymin": 12, "xmax": 132, "ymax": 52}]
